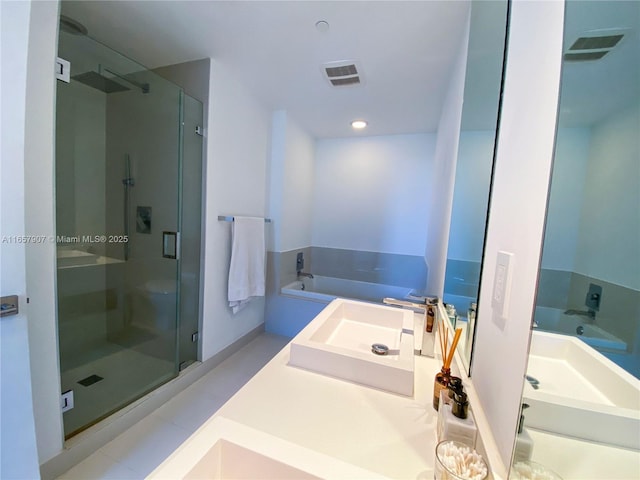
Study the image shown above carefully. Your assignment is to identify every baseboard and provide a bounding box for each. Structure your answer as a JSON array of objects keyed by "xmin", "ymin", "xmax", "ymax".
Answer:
[{"xmin": 40, "ymin": 323, "xmax": 265, "ymax": 480}]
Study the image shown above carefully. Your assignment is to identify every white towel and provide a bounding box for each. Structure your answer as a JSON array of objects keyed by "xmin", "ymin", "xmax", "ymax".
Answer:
[{"xmin": 227, "ymin": 216, "xmax": 266, "ymax": 314}]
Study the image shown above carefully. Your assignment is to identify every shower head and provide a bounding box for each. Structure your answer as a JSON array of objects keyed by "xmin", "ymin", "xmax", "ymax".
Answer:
[
  {"xmin": 72, "ymin": 66, "xmax": 150, "ymax": 94},
  {"xmin": 73, "ymin": 71, "xmax": 131, "ymax": 93}
]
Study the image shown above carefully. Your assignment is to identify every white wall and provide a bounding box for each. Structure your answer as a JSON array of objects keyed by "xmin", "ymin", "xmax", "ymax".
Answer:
[
  {"xmin": 313, "ymin": 133, "xmax": 435, "ymax": 255},
  {"xmin": 268, "ymin": 111, "xmax": 315, "ymax": 253},
  {"xmin": 540, "ymin": 127, "xmax": 590, "ymax": 271},
  {"xmin": 425, "ymin": 8, "xmax": 471, "ymax": 296},
  {"xmin": 472, "ymin": 0, "xmax": 564, "ymax": 470},
  {"xmin": 200, "ymin": 59, "xmax": 272, "ymax": 360},
  {"xmin": 576, "ymin": 105, "xmax": 640, "ymax": 289},
  {"xmin": 23, "ymin": 0, "xmax": 66, "ymax": 465},
  {"xmin": 0, "ymin": 2, "xmax": 42, "ymax": 477}
]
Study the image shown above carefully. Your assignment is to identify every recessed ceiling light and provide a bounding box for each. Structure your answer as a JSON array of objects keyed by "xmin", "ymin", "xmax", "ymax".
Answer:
[{"xmin": 351, "ymin": 120, "xmax": 367, "ymax": 129}]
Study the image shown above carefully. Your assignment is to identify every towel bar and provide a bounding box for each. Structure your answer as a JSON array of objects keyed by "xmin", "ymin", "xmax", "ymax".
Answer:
[{"xmin": 218, "ymin": 215, "xmax": 272, "ymax": 223}]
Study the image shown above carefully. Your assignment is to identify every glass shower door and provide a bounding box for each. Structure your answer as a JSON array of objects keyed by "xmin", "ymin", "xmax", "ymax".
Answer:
[
  {"xmin": 178, "ymin": 93, "xmax": 203, "ymax": 369},
  {"xmin": 56, "ymin": 30, "xmax": 182, "ymax": 438}
]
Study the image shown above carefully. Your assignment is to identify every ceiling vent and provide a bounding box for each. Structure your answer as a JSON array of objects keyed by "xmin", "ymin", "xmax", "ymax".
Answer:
[
  {"xmin": 564, "ymin": 29, "xmax": 627, "ymax": 62},
  {"xmin": 322, "ymin": 60, "xmax": 364, "ymax": 87}
]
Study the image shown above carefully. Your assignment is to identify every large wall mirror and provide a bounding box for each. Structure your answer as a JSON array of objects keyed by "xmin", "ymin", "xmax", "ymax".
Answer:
[
  {"xmin": 513, "ymin": 1, "xmax": 639, "ymax": 478},
  {"xmin": 443, "ymin": 0, "xmax": 509, "ymax": 373}
]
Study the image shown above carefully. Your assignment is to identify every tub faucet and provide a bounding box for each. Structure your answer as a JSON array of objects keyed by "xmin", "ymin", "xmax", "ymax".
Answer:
[
  {"xmin": 564, "ymin": 308, "xmax": 596, "ymax": 322},
  {"xmin": 295, "ymin": 252, "xmax": 313, "ymax": 278}
]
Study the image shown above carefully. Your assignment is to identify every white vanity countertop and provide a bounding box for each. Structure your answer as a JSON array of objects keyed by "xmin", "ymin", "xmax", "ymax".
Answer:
[
  {"xmin": 149, "ymin": 308, "xmax": 506, "ymax": 479},
  {"xmin": 152, "ymin": 316, "xmax": 639, "ymax": 479},
  {"xmin": 213, "ymin": 337, "xmax": 443, "ymax": 479}
]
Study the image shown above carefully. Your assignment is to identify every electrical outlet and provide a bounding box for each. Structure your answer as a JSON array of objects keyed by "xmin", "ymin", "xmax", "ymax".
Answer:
[{"xmin": 61, "ymin": 390, "xmax": 74, "ymax": 413}]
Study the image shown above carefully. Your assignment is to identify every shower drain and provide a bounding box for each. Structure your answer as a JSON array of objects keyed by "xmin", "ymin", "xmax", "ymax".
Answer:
[{"xmin": 78, "ymin": 374, "xmax": 104, "ymax": 387}]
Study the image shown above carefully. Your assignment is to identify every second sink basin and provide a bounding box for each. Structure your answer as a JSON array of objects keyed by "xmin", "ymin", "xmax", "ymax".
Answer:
[
  {"xmin": 289, "ymin": 298, "xmax": 415, "ymax": 396},
  {"xmin": 524, "ymin": 330, "xmax": 640, "ymax": 449},
  {"xmin": 148, "ymin": 416, "xmax": 388, "ymax": 479}
]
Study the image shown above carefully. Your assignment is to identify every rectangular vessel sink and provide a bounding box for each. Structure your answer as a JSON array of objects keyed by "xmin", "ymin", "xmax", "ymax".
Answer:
[
  {"xmin": 524, "ymin": 331, "xmax": 640, "ymax": 449},
  {"xmin": 148, "ymin": 416, "xmax": 388, "ymax": 479},
  {"xmin": 289, "ymin": 298, "xmax": 415, "ymax": 396}
]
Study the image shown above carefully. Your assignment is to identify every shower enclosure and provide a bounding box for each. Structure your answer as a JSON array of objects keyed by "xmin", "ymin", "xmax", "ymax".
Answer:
[{"xmin": 55, "ymin": 25, "xmax": 203, "ymax": 438}]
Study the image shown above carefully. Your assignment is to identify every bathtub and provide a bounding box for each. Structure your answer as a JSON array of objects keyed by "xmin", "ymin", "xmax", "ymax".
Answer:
[
  {"xmin": 533, "ymin": 306, "xmax": 627, "ymax": 352},
  {"xmin": 524, "ymin": 330, "xmax": 640, "ymax": 449},
  {"xmin": 281, "ymin": 276, "xmax": 413, "ymax": 304}
]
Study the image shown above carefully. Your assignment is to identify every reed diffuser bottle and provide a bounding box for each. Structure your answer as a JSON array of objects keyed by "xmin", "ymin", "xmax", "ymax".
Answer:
[
  {"xmin": 433, "ymin": 316, "xmax": 463, "ymax": 410},
  {"xmin": 433, "ymin": 366, "xmax": 451, "ymax": 410}
]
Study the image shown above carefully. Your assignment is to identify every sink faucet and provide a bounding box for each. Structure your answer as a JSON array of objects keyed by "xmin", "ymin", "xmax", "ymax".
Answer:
[
  {"xmin": 526, "ymin": 375, "xmax": 540, "ymax": 390},
  {"xmin": 297, "ymin": 271, "xmax": 314, "ymax": 279},
  {"xmin": 564, "ymin": 308, "xmax": 596, "ymax": 322},
  {"xmin": 383, "ymin": 297, "xmax": 438, "ymax": 358},
  {"xmin": 382, "ymin": 298, "xmax": 426, "ymax": 313}
]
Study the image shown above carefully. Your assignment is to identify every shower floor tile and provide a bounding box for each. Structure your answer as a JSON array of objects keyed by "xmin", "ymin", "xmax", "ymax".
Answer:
[{"xmin": 56, "ymin": 332, "xmax": 291, "ymax": 480}]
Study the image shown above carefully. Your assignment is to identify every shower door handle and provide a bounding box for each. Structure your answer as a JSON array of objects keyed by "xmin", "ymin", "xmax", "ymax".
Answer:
[{"xmin": 162, "ymin": 231, "xmax": 179, "ymax": 259}]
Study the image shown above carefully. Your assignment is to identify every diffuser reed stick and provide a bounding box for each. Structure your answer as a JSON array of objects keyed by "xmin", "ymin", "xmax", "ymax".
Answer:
[{"xmin": 444, "ymin": 327, "xmax": 463, "ymax": 369}]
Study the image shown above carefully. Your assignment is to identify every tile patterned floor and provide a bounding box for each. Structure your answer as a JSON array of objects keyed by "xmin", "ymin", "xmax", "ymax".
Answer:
[{"xmin": 56, "ymin": 333, "xmax": 291, "ymax": 479}]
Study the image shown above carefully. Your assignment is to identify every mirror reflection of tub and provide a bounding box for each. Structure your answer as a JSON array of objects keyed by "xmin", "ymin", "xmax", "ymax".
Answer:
[
  {"xmin": 281, "ymin": 276, "xmax": 413, "ymax": 305},
  {"xmin": 534, "ymin": 306, "xmax": 627, "ymax": 352}
]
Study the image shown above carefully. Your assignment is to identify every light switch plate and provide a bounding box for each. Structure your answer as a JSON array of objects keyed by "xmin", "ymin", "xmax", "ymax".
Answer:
[{"xmin": 492, "ymin": 251, "xmax": 514, "ymax": 321}]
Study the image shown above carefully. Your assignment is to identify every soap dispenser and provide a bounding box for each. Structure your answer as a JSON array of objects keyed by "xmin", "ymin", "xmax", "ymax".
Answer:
[{"xmin": 514, "ymin": 403, "xmax": 534, "ymax": 463}]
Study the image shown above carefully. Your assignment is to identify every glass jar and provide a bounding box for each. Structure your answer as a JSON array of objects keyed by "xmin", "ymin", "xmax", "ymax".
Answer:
[
  {"xmin": 433, "ymin": 366, "xmax": 451, "ymax": 410},
  {"xmin": 510, "ymin": 461, "xmax": 563, "ymax": 480},
  {"xmin": 434, "ymin": 440, "xmax": 488, "ymax": 480},
  {"xmin": 451, "ymin": 391, "xmax": 469, "ymax": 419}
]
